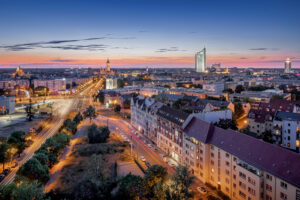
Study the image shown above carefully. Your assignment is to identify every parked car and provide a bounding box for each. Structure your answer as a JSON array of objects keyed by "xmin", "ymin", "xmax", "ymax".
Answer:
[
  {"xmin": 147, "ymin": 144, "xmax": 152, "ymax": 148},
  {"xmin": 208, "ymin": 195, "xmax": 220, "ymax": 200},
  {"xmin": 11, "ymin": 161, "xmax": 18, "ymax": 168},
  {"xmin": 140, "ymin": 156, "xmax": 146, "ymax": 162},
  {"xmin": 145, "ymin": 161, "xmax": 151, "ymax": 168},
  {"xmin": 197, "ymin": 186, "xmax": 208, "ymax": 194},
  {"xmin": 3, "ymin": 168, "xmax": 11, "ymax": 176}
]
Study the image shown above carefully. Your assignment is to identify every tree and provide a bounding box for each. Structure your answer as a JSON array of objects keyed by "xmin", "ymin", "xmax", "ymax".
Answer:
[
  {"xmin": 214, "ymin": 119, "xmax": 238, "ymax": 130},
  {"xmin": 143, "ymin": 165, "xmax": 168, "ymax": 199},
  {"xmin": 0, "ymin": 180, "xmax": 47, "ymax": 200},
  {"xmin": 25, "ymin": 99, "xmax": 34, "ymax": 121},
  {"xmin": 116, "ymin": 174, "xmax": 144, "ymax": 200},
  {"xmin": 233, "ymin": 102, "xmax": 245, "ymax": 120},
  {"xmin": 84, "ymin": 106, "xmax": 96, "ymax": 122},
  {"xmin": 87, "ymin": 124, "xmax": 110, "ymax": 144},
  {"xmin": 165, "ymin": 166, "xmax": 195, "ymax": 200},
  {"xmin": 96, "ymin": 92, "xmax": 105, "ymax": 104},
  {"xmin": 73, "ymin": 112, "xmax": 83, "ymax": 124},
  {"xmin": 271, "ymin": 94, "xmax": 283, "ymax": 100},
  {"xmin": 235, "ymin": 85, "xmax": 245, "ymax": 93},
  {"xmin": 17, "ymin": 158, "xmax": 50, "ymax": 183},
  {"xmin": 260, "ymin": 130, "xmax": 273, "ymax": 143},
  {"xmin": 8, "ymin": 130, "xmax": 26, "ymax": 157},
  {"xmin": 114, "ymin": 104, "xmax": 121, "ymax": 113},
  {"xmin": 117, "ymin": 79, "xmax": 125, "ymax": 88},
  {"xmin": 0, "ymin": 141, "xmax": 11, "ymax": 171},
  {"xmin": 33, "ymin": 152, "xmax": 49, "ymax": 166},
  {"xmin": 62, "ymin": 119, "xmax": 77, "ymax": 134},
  {"xmin": 223, "ymin": 88, "xmax": 234, "ymax": 94}
]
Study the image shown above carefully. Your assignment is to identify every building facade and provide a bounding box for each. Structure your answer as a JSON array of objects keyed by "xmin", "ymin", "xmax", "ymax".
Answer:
[
  {"xmin": 33, "ymin": 79, "xmax": 66, "ymax": 93},
  {"xmin": 195, "ymin": 48, "xmax": 206, "ymax": 73},
  {"xmin": 0, "ymin": 96, "xmax": 15, "ymax": 114},
  {"xmin": 273, "ymin": 111, "xmax": 300, "ymax": 154}
]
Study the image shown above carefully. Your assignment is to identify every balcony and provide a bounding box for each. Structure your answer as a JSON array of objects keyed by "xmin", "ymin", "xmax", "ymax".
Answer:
[{"xmin": 237, "ymin": 162, "xmax": 262, "ymax": 177}]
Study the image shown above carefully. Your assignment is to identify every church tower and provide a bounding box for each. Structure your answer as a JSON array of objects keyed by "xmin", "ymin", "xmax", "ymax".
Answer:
[{"xmin": 106, "ymin": 58, "xmax": 110, "ymax": 71}]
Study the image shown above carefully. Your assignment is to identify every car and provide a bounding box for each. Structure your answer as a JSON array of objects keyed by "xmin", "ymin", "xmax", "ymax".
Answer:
[
  {"xmin": 147, "ymin": 144, "xmax": 152, "ymax": 148},
  {"xmin": 3, "ymin": 168, "xmax": 11, "ymax": 176},
  {"xmin": 140, "ymin": 156, "xmax": 146, "ymax": 162},
  {"xmin": 207, "ymin": 195, "xmax": 220, "ymax": 200},
  {"xmin": 197, "ymin": 186, "xmax": 208, "ymax": 194},
  {"xmin": 11, "ymin": 161, "xmax": 18, "ymax": 168},
  {"xmin": 145, "ymin": 161, "xmax": 151, "ymax": 168}
]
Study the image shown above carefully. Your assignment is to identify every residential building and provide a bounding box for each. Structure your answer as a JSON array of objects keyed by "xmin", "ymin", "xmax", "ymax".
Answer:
[
  {"xmin": 33, "ymin": 79, "xmax": 66, "ymax": 93},
  {"xmin": 183, "ymin": 117, "xmax": 300, "ymax": 200},
  {"xmin": 157, "ymin": 105, "xmax": 190, "ymax": 164},
  {"xmin": 273, "ymin": 111, "xmax": 300, "ymax": 153}
]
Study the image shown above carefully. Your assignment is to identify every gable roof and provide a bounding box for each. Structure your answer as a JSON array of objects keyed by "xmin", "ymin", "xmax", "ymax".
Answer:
[
  {"xmin": 184, "ymin": 118, "xmax": 300, "ymax": 188},
  {"xmin": 157, "ymin": 105, "xmax": 189, "ymax": 126}
]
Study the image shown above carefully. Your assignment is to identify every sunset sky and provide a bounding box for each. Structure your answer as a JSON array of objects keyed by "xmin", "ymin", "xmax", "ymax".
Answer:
[{"xmin": 0, "ymin": 0, "xmax": 300, "ymax": 68}]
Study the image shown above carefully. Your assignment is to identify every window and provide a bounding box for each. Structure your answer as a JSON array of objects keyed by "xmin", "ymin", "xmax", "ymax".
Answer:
[
  {"xmin": 233, "ymin": 183, "xmax": 236, "ymax": 188},
  {"xmin": 226, "ymin": 161, "xmax": 230, "ymax": 166},
  {"xmin": 266, "ymin": 194, "xmax": 272, "ymax": 200},
  {"xmin": 266, "ymin": 174, "xmax": 272, "ymax": 181},
  {"xmin": 225, "ymin": 178, "xmax": 229, "ymax": 184},
  {"xmin": 211, "ymin": 160, "xmax": 214, "ymax": 165},
  {"xmin": 200, "ymin": 172, "xmax": 203, "ymax": 177},
  {"xmin": 280, "ymin": 181, "xmax": 287, "ymax": 189},
  {"xmin": 226, "ymin": 153, "xmax": 230, "ymax": 158},
  {"xmin": 248, "ymin": 177, "xmax": 256, "ymax": 186},
  {"xmin": 239, "ymin": 172, "xmax": 246, "ymax": 179},
  {"xmin": 266, "ymin": 184, "xmax": 272, "ymax": 192},
  {"xmin": 211, "ymin": 153, "xmax": 214, "ymax": 158},
  {"xmin": 280, "ymin": 192, "xmax": 287, "ymax": 200},
  {"xmin": 248, "ymin": 187, "xmax": 255, "ymax": 195},
  {"xmin": 226, "ymin": 169, "xmax": 230, "ymax": 175},
  {"xmin": 200, "ymin": 149, "xmax": 203, "ymax": 154},
  {"xmin": 239, "ymin": 191, "xmax": 246, "ymax": 199},
  {"xmin": 239, "ymin": 181, "xmax": 246, "ymax": 189},
  {"xmin": 226, "ymin": 187, "xmax": 229, "ymax": 192}
]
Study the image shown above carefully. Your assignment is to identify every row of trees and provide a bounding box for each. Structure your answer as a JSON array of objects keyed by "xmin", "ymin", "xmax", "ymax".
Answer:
[
  {"xmin": 0, "ymin": 131, "xmax": 29, "ymax": 171},
  {"xmin": 16, "ymin": 112, "xmax": 84, "ymax": 183},
  {"xmin": 116, "ymin": 165, "xmax": 195, "ymax": 200}
]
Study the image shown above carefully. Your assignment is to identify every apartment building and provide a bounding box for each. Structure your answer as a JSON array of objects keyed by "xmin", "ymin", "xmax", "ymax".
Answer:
[
  {"xmin": 33, "ymin": 79, "xmax": 66, "ymax": 92},
  {"xmin": 247, "ymin": 99, "xmax": 296, "ymax": 136},
  {"xmin": 273, "ymin": 111, "xmax": 300, "ymax": 154},
  {"xmin": 156, "ymin": 105, "xmax": 189, "ymax": 164},
  {"xmin": 0, "ymin": 95, "xmax": 15, "ymax": 114},
  {"xmin": 183, "ymin": 116, "xmax": 300, "ymax": 200},
  {"xmin": 131, "ymin": 96, "xmax": 163, "ymax": 144}
]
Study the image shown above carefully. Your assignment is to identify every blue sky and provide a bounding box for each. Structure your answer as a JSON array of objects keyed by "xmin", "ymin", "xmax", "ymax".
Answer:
[{"xmin": 0, "ymin": 0, "xmax": 300, "ymax": 68}]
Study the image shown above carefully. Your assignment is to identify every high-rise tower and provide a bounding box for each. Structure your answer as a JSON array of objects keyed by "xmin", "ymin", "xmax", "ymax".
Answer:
[
  {"xmin": 195, "ymin": 48, "xmax": 206, "ymax": 72},
  {"xmin": 284, "ymin": 58, "xmax": 292, "ymax": 73}
]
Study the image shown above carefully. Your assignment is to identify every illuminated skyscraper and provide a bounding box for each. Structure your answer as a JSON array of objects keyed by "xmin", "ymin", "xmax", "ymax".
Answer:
[
  {"xmin": 284, "ymin": 58, "xmax": 292, "ymax": 73},
  {"xmin": 195, "ymin": 48, "xmax": 206, "ymax": 72}
]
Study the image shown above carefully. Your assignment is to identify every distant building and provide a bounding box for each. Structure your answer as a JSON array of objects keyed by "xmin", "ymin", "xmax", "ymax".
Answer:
[
  {"xmin": 0, "ymin": 96, "xmax": 15, "ymax": 114},
  {"xmin": 273, "ymin": 111, "xmax": 300, "ymax": 153},
  {"xmin": 11, "ymin": 66, "xmax": 28, "ymax": 78},
  {"xmin": 100, "ymin": 58, "xmax": 114, "ymax": 75},
  {"xmin": 195, "ymin": 48, "xmax": 206, "ymax": 72},
  {"xmin": 33, "ymin": 79, "xmax": 66, "ymax": 93},
  {"xmin": 203, "ymin": 82, "xmax": 224, "ymax": 93},
  {"xmin": 284, "ymin": 58, "xmax": 292, "ymax": 74},
  {"xmin": 106, "ymin": 77, "xmax": 118, "ymax": 89}
]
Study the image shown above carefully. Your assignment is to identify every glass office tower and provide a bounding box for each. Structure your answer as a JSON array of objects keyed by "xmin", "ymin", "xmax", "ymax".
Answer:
[{"xmin": 195, "ymin": 48, "xmax": 206, "ymax": 72}]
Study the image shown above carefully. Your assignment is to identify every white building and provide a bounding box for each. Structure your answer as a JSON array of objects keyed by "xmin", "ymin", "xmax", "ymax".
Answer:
[
  {"xmin": 0, "ymin": 96, "xmax": 15, "ymax": 114},
  {"xmin": 203, "ymin": 82, "xmax": 225, "ymax": 93},
  {"xmin": 273, "ymin": 111, "xmax": 300, "ymax": 154},
  {"xmin": 106, "ymin": 77, "xmax": 118, "ymax": 89},
  {"xmin": 34, "ymin": 79, "xmax": 66, "ymax": 92},
  {"xmin": 195, "ymin": 48, "xmax": 206, "ymax": 73}
]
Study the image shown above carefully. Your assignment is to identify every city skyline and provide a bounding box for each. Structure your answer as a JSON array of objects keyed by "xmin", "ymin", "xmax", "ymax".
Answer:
[{"xmin": 0, "ymin": 0, "xmax": 300, "ymax": 69}]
